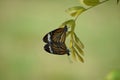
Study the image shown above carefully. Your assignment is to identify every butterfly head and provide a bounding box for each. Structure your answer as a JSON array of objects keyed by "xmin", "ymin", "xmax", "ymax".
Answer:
[{"xmin": 64, "ymin": 25, "xmax": 68, "ymax": 32}]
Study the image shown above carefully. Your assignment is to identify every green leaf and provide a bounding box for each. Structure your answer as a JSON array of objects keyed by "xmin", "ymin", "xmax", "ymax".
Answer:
[
  {"xmin": 66, "ymin": 6, "xmax": 86, "ymax": 17},
  {"xmin": 60, "ymin": 19, "xmax": 75, "ymax": 28},
  {"xmin": 69, "ymin": 40, "xmax": 77, "ymax": 61},
  {"xmin": 74, "ymin": 40, "xmax": 84, "ymax": 56},
  {"xmin": 69, "ymin": 39, "xmax": 73, "ymax": 48},
  {"xmin": 73, "ymin": 32, "xmax": 84, "ymax": 49},
  {"xmin": 83, "ymin": 0, "xmax": 100, "ymax": 6},
  {"xmin": 66, "ymin": 31, "xmax": 71, "ymax": 37},
  {"xmin": 71, "ymin": 47, "xmax": 77, "ymax": 61},
  {"xmin": 72, "ymin": 47, "xmax": 84, "ymax": 63}
]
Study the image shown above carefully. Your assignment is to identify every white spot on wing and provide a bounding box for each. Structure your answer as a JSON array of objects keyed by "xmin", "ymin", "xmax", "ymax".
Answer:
[
  {"xmin": 47, "ymin": 34, "xmax": 51, "ymax": 43},
  {"xmin": 49, "ymin": 45, "xmax": 53, "ymax": 53}
]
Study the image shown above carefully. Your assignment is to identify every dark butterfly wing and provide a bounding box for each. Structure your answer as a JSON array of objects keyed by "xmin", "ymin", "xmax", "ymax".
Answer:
[
  {"xmin": 43, "ymin": 28, "xmax": 60, "ymax": 43},
  {"xmin": 44, "ymin": 42, "xmax": 69, "ymax": 56},
  {"xmin": 43, "ymin": 33, "xmax": 49, "ymax": 43},
  {"xmin": 52, "ymin": 30, "xmax": 66, "ymax": 43},
  {"xmin": 52, "ymin": 26, "xmax": 67, "ymax": 43},
  {"xmin": 43, "ymin": 25, "xmax": 68, "ymax": 43},
  {"xmin": 44, "ymin": 44, "xmax": 53, "ymax": 53}
]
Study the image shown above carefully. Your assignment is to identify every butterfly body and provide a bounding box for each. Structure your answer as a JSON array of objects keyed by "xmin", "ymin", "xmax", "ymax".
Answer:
[{"xmin": 43, "ymin": 26, "xmax": 69, "ymax": 56}]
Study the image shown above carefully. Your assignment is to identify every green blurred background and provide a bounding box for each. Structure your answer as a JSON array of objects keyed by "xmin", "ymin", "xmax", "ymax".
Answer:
[{"xmin": 0, "ymin": 0, "xmax": 120, "ymax": 80}]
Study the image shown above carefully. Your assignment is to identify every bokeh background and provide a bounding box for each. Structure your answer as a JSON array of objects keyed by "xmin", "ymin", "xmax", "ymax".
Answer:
[{"xmin": 0, "ymin": 0, "xmax": 120, "ymax": 80}]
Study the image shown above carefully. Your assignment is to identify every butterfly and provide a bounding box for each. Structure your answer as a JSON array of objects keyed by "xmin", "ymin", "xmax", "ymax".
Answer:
[
  {"xmin": 44, "ymin": 42, "xmax": 70, "ymax": 56},
  {"xmin": 43, "ymin": 25, "xmax": 70, "ymax": 56},
  {"xmin": 43, "ymin": 25, "xmax": 68, "ymax": 44}
]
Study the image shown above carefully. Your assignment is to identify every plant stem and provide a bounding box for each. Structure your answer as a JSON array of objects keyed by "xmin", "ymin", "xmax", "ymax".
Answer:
[
  {"xmin": 74, "ymin": 0, "xmax": 109, "ymax": 21},
  {"xmin": 86, "ymin": 0, "xmax": 109, "ymax": 11}
]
